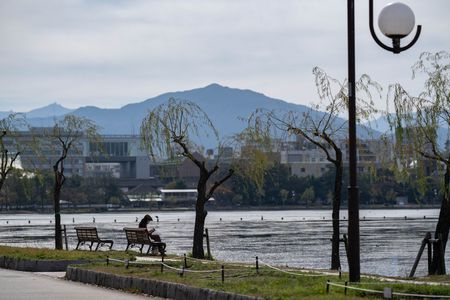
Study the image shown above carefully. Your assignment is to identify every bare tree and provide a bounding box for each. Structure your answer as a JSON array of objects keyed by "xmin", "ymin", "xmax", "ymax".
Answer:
[
  {"xmin": 0, "ymin": 114, "xmax": 26, "ymax": 192},
  {"xmin": 141, "ymin": 98, "xmax": 234, "ymax": 259},
  {"xmin": 249, "ymin": 67, "xmax": 379, "ymax": 270},
  {"xmin": 48, "ymin": 115, "xmax": 100, "ymax": 249},
  {"xmin": 388, "ymin": 51, "xmax": 449, "ymax": 274}
]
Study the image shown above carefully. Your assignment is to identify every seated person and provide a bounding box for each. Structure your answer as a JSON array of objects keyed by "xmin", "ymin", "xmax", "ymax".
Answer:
[{"xmin": 138, "ymin": 214, "xmax": 165, "ymax": 254}]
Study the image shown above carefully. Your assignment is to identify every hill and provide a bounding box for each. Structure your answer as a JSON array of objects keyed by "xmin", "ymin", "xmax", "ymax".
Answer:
[{"xmin": 11, "ymin": 83, "xmax": 382, "ymax": 148}]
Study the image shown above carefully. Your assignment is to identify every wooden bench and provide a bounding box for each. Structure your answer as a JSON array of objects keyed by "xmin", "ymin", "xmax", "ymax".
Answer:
[
  {"xmin": 123, "ymin": 228, "xmax": 166, "ymax": 255},
  {"xmin": 74, "ymin": 227, "xmax": 114, "ymax": 251}
]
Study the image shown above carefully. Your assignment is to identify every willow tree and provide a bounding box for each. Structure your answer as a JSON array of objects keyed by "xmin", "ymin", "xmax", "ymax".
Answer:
[
  {"xmin": 388, "ymin": 51, "xmax": 449, "ymax": 274},
  {"xmin": 249, "ymin": 67, "xmax": 379, "ymax": 270},
  {"xmin": 0, "ymin": 114, "xmax": 26, "ymax": 193},
  {"xmin": 141, "ymin": 98, "xmax": 234, "ymax": 259},
  {"xmin": 48, "ymin": 115, "xmax": 100, "ymax": 249}
]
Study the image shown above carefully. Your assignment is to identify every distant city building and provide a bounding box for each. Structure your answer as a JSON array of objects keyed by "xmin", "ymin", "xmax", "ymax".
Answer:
[
  {"xmin": 280, "ymin": 136, "xmax": 392, "ymax": 178},
  {"xmin": 7, "ymin": 129, "xmax": 151, "ymax": 179}
]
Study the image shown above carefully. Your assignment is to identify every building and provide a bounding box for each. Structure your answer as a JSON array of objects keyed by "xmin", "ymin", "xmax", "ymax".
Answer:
[
  {"xmin": 280, "ymin": 136, "xmax": 392, "ymax": 178},
  {"xmin": 7, "ymin": 129, "xmax": 152, "ymax": 180}
]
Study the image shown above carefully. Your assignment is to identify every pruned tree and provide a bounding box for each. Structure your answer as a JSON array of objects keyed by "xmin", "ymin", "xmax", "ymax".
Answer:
[
  {"xmin": 0, "ymin": 114, "xmax": 26, "ymax": 192},
  {"xmin": 48, "ymin": 115, "xmax": 100, "ymax": 249},
  {"xmin": 140, "ymin": 98, "xmax": 234, "ymax": 259},
  {"xmin": 249, "ymin": 67, "xmax": 379, "ymax": 270},
  {"xmin": 388, "ymin": 51, "xmax": 449, "ymax": 274}
]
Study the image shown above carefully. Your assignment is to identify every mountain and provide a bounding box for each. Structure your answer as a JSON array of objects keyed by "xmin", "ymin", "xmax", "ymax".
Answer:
[
  {"xmin": 26, "ymin": 103, "xmax": 74, "ymax": 118},
  {"xmin": 364, "ymin": 115, "xmax": 393, "ymax": 134},
  {"xmin": 364, "ymin": 114, "xmax": 448, "ymax": 149},
  {"xmin": 25, "ymin": 84, "xmax": 314, "ymax": 141},
  {"xmin": 20, "ymin": 83, "xmax": 380, "ymax": 148},
  {"xmin": 0, "ymin": 110, "xmax": 14, "ymax": 120},
  {"xmin": 0, "ymin": 103, "xmax": 73, "ymax": 121}
]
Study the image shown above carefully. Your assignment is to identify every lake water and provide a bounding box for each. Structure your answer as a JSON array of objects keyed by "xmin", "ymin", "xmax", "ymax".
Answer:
[{"xmin": 0, "ymin": 209, "xmax": 448, "ymax": 277}]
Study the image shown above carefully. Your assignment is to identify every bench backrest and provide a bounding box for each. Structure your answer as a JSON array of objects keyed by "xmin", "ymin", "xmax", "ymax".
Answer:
[
  {"xmin": 75, "ymin": 227, "xmax": 100, "ymax": 241},
  {"xmin": 123, "ymin": 228, "xmax": 151, "ymax": 243}
]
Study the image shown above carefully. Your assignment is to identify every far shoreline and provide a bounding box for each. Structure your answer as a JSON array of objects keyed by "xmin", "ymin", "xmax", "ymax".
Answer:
[{"xmin": 0, "ymin": 204, "xmax": 441, "ymax": 215}]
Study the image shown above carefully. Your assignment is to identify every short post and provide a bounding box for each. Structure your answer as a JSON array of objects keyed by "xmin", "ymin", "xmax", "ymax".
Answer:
[
  {"xmin": 160, "ymin": 255, "xmax": 164, "ymax": 273},
  {"xmin": 106, "ymin": 256, "xmax": 109, "ymax": 266},
  {"xmin": 256, "ymin": 256, "xmax": 259, "ymax": 274},
  {"xmin": 184, "ymin": 253, "xmax": 188, "ymax": 268},
  {"xmin": 326, "ymin": 280, "xmax": 330, "ymax": 294},
  {"xmin": 63, "ymin": 225, "xmax": 68, "ymax": 250},
  {"xmin": 125, "ymin": 259, "xmax": 129, "ymax": 269},
  {"xmin": 344, "ymin": 281, "xmax": 348, "ymax": 295},
  {"xmin": 383, "ymin": 287, "xmax": 393, "ymax": 299},
  {"xmin": 205, "ymin": 228, "xmax": 212, "ymax": 260},
  {"xmin": 338, "ymin": 267, "xmax": 342, "ymax": 279},
  {"xmin": 180, "ymin": 266, "xmax": 184, "ymax": 277},
  {"xmin": 221, "ymin": 265, "xmax": 224, "ymax": 283}
]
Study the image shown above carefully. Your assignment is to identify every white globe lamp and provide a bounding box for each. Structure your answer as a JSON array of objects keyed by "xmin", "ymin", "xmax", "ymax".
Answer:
[{"xmin": 378, "ymin": 2, "xmax": 415, "ymax": 38}]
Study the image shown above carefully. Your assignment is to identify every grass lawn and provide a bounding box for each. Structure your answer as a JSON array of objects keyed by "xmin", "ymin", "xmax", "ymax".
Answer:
[
  {"xmin": 1, "ymin": 246, "xmax": 449, "ymax": 299},
  {"xmin": 0, "ymin": 245, "xmax": 135, "ymax": 260},
  {"xmin": 81, "ymin": 256, "xmax": 450, "ymax": 300}
]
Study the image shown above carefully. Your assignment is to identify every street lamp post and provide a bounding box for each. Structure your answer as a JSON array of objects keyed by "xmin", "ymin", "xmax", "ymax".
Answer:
[{"xmin": 347, "ymin": 0, "xmax": 421, "ymax": 282}]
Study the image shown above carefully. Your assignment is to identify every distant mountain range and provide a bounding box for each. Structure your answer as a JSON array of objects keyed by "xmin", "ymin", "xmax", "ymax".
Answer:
[
  {"xmin": 0, "ymin": 83, "xmax": 404, "ymax": 148},
  {"xmin": 0, "ymin": 103, "xmax": 74, "ymax": 120},
  {"xmin": 363, "ymin": 114, "xmax": 448, "ymax": 149}
]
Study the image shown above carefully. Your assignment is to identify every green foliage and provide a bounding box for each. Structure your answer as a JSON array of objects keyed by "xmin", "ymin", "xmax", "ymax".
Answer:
[
  {"xmin": 164, "ymin": 179, "xmax": 187, "ymax": 189},
  {"xmin": 140, "ymin": 98, "xmax": 218, "ymax": 161},
  {"xmin": 0, "ymin": 169, "xmax": 125, "ymax": 210},
  {"xmin": 214, "ymin": 165, "xmax": 443, "ymax": 208},
  {"xmin": 387, "ymin": 51, "xmax": 449, "ymax": 176},
  {"xmin": 300, "ymin": 186, "xmax": 315, "ymax": 206}
]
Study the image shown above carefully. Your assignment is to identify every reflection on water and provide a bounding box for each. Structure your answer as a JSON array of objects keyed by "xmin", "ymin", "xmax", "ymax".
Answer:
[{"xmin": 0, "ymin": 209, "xmax": 448, "ymax": 277}]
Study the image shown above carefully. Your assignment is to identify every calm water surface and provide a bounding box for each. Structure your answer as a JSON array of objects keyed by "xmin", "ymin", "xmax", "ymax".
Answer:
[{"xmin": 0, "ymin": 209, "xmax": 448, "ymax": 277}]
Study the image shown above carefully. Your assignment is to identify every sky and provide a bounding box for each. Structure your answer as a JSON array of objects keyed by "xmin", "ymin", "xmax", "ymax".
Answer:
[{"xmin": 0, "ymin": 0, "xmax": 449, "ymax": 113}]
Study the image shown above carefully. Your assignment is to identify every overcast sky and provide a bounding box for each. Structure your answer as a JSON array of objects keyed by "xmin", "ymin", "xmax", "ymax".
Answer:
[{"xmin": 0, "ymin": 0, "xmax": 449, "ymax": 113}]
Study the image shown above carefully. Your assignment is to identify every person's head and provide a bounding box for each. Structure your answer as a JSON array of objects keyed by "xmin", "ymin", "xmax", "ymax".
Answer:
[{"xmin": 143, "ymin": 214, "xmax": 153, "ymax": 223}]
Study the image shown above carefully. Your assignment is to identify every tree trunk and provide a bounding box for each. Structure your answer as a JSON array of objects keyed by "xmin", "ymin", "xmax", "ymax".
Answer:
[
  {"xmin": 192, "ymin": 171, "xmax": 208, "ymax": 259},
  {"xmin": 192, "ymin": 198, "xmax": 207, "ymax": 258},
  {"xmin": 331, "ymin": 156, "xmax": 343, "ymax": 270},
  {"xmin": 0, "ymin": 178, "xmax": 4, "ymax": 211},
  {"xmin": 54, "ymin": 172, "xmax": 63, "ymax": 250},
  {"xmin": 0, "ymin": 179, "xmax": 3, "ymax": 211},
  {"xmin": 430, "ymin": 163, "xmax": 450, "ymax": 275}
]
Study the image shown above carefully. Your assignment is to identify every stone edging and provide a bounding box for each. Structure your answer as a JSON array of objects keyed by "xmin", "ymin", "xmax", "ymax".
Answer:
[
  {"xmin": 66, "ymin": 266, "xmax": 262, "ymax": 300},
  {"xmin": 0, "ymin": 256, "xmax": 88, "ymax": 272}
]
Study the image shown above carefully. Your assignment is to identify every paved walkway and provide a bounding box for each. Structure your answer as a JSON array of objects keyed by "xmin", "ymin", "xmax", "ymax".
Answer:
[{"xmin": 0, "ymin": 268, "xmax": 165, "ymax": 300}]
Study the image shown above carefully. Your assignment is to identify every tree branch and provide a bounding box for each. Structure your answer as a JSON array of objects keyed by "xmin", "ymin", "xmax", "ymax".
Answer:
[
  {"xmin": 206, "ymin": 169, "xmax": 234, "ymax": 200},
  {"xmin": 173, "ymin": 136, "xmax": 204, "ymax": 170}
]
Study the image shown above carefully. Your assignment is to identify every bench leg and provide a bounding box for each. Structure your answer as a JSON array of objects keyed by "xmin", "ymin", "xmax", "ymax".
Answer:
[
  {"xmin": 95, "ymin": 243, "xmax": 100, "ymax": 251},
  {"xmin": 76, "ymin": 241, "xmax": 81, "ymax": 250},
  {"xmin": 89, "ymin": 242, "xmax": 93, "ymax": 251},
  {"xmin": 159, "ymin": 243, "xmax": 166, "ymax": 256},
  {"xmin": 108, "ymin": 241, "xmax": 113, "ymax": 250},
  {"xmin": 125, "ymin": 243, "xmax": 130, "ymax": 251}
]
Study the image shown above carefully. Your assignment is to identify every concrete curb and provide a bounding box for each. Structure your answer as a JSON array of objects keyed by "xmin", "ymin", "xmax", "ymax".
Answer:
[
  {"xmin": 0, "ymin": 256, "xmax": 88, "ymax": 272},
  {"xmin": 66, "ymin": 266, "xmax": 262, "ymax": 300}
]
